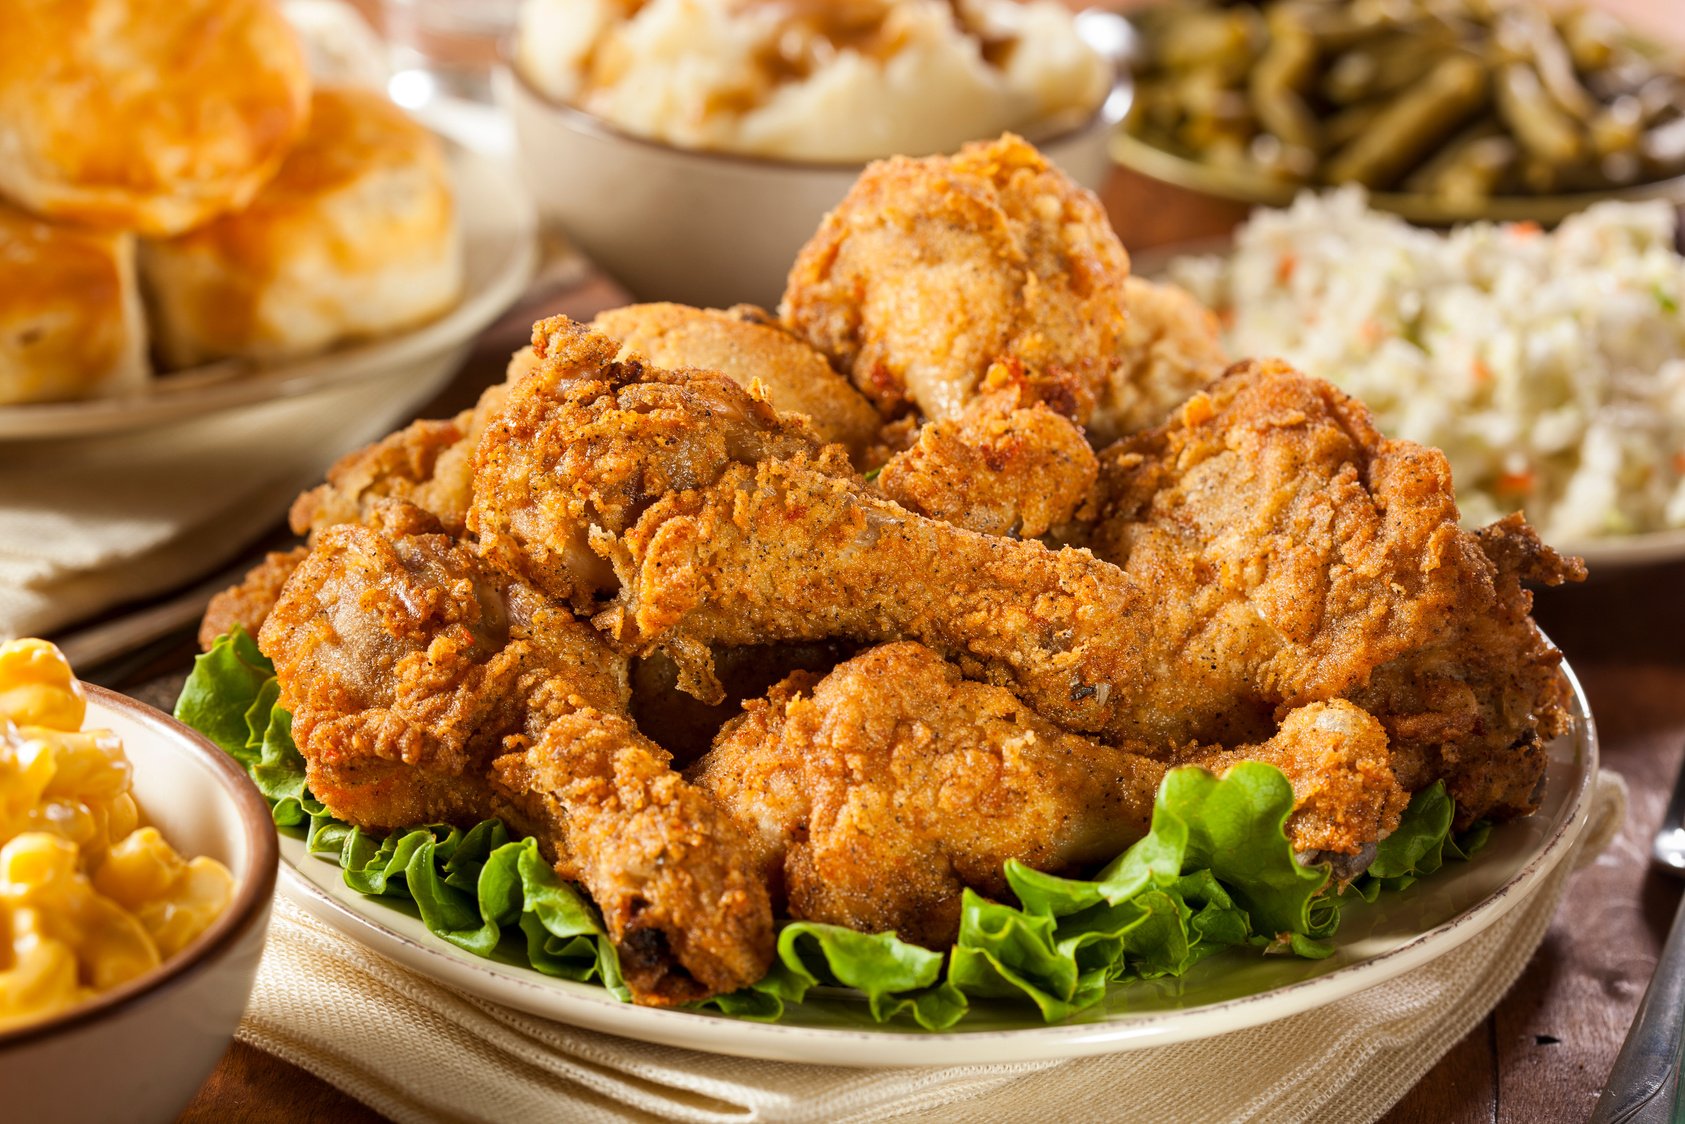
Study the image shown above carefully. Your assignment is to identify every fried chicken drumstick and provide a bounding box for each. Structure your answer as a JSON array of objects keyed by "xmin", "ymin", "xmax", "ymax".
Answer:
[
  {"xmin": 257, "ymin": 502, "xmax": 773, "ymax": 1005},
  {"xmin": 692, "ymin": 642, "xmax": 1405, "ymax": 948}
]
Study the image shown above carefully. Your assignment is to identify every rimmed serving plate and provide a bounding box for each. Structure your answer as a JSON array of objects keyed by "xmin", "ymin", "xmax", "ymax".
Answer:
[
  {"xmin": 277, "ymin": 662, "xmax": 1597, "ymax": 1067},
  {"xmin": 0, "ymin": 138, "xmax": 536, "ymax": 442}
]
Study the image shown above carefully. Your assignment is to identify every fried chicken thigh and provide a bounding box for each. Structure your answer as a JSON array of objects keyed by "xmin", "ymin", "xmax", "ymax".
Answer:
[
  {"xmin": 1085, "ymin": 360, "xmax": 1583, "ymax": 822},
  {"xmin": 257, "ymin": 502, "xmax": 773, "ymax": 1005},
  {"xmin": 692, "ymin": 643, "xmax": 1404, "ymax": 947}
]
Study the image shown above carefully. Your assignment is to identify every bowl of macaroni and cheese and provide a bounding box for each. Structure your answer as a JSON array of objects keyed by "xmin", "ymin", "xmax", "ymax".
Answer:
[
  {"xmin": 499, "ymin": 0, "xmax": 1129, "ymax": 307},
  {"xmin": 0, "ymin": 640, "xmax": 277, "ymax": 1124}
]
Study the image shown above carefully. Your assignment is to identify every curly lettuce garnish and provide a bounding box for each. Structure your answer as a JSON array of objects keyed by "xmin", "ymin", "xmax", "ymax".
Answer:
[{"xmin": 180, "ymin": 628, "xmax": 1485, "ymax": 1029}]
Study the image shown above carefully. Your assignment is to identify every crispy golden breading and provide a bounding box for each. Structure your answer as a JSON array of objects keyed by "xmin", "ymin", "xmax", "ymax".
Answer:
[
  {"xmin": 290, "ymin": 381, "xmax": 511, "ymax": 540},
  {"xmin": 186, "ymin": 139, "xmax": 1585, "ymax": 977},
  {"xmin": 257, "ymin": 502, "xmax": 772, "ymax": 1005},
  {"xmin": 1087, "ymin": 360, "xmax": 1583, "ymax": 824},
  {"xmin": 197, "ymin": 545, "xmax": 310, "ymax": 650},
  {"xmin": 205, "ymin": 356, "xmax": 534, "ymax": 649},
  {"xmin": 197, "ymin": 547, "xmax": 309, "ymax": 652},
  {"xmin": 592, "ymin": 302, "xmax": 882, "ymax": 462},
  {"xmin": 876, "ymin": 363, "xmax": 1097, "ymax": 538},
  {"xmin": 587, "ymin": 357, "xmax": 1571, "ymax": 825},
  {"xmin": 692, "ymin": 644, "xmax": 1405, "ymax": 946},
  {"xmin": 781, "ymin": 134, "xmax": 1130, "ymax": 424},
  {"xmin": 470, "ymin": 317, "xmax": 851, "ymax": 618},
  {"xmin": 694, "ymin": 644, "xmax": 1161, "ymax": 946},
  {"xmin": 603, "ymin": 454, "xmax": 1150, "ymax": 730},
  {"xmin": 1178, "ymin": 700, "xmax": 1407, "ymax": 872},
  {"xmin": 1092, "ymin": 276, "xmax": 1229, "ymax": 446}
]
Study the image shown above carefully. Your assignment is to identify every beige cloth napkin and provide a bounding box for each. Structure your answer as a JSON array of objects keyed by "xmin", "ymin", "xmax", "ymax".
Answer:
[
  {"xmin": 0, "ymin": 368, "xmax": 454, "ymax": 643},
  {"xmin": 237, "ymin": 771, "xmax": 1627, "ymax": 1124}
]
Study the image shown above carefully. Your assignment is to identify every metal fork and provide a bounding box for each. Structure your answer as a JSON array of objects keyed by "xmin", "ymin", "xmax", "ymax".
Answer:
[{"xmin": 1591, "ymin": 751, "xmax": 1685, "ymax": 1123}]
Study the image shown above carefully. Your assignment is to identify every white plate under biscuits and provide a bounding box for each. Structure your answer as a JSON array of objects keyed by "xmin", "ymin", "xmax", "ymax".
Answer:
[{"xmin": 0, "ymin": 139, "xmax": 536, "ymax": 442}]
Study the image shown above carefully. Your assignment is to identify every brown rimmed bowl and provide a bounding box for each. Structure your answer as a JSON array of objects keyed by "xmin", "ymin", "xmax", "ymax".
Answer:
[{"xmin": 0, "ymin": 686, "xmax": 278, "ymax": 1124}]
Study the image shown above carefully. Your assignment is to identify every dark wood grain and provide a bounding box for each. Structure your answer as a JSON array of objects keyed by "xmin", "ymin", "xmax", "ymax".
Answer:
[{"xmin": 178, "ymin": 1042, "xmax": 383, "ymax": 1124}]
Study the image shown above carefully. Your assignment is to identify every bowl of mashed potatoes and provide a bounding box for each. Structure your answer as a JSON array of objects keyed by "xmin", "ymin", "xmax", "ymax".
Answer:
[
  {"xmin": 502, "ymin": 0, "xmax": 1126, "ymax": 307},
  {"xmin": 0, "ymin": 640, "xmax": 276, "ymax": 1124}
]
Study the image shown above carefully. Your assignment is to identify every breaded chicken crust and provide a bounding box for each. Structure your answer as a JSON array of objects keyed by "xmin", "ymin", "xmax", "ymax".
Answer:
[
  {"xmin": 693, "ymin": 643, "xmax": 1405, "ymax": 946},
  {"xmin": 876, "ymin": 361, "xmax": 1098, "ymax": 538},
  {"xmin": 782, "ymin": 134, "xmax": 1131, "ymax": 424},
  {"xmin": 592, "ymin": 302, "xmax": 882, "ymax": 462},
  {"xmin": 1086, "ymin": 359, "xmax": 1583, "ymax": 822}
]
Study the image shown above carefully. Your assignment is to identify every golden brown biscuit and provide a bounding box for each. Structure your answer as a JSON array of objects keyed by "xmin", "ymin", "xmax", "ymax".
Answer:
[
  {"xmin": 0, "ymin": 0, "xmax": 311, "ymax": 236},
  {"xmin": 0, "ymin": 201, "xmax": 148, "ymax": 405},
  {"xmin": 140, "ymin": 87, "xmax": 461, "ymax": 368},
  {"xmin": 591, "ymin": 303, "xmax": 883, "ymax": 462}
]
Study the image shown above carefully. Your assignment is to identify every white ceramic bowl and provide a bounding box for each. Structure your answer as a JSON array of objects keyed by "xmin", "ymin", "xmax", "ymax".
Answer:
[
  {"xmin": 0, "ymin": 687, "xmax": 278, "ymax": 1124},
  {"xmin": 498, "ymin": 51, "xmax": 1130, "ymax": 310}
]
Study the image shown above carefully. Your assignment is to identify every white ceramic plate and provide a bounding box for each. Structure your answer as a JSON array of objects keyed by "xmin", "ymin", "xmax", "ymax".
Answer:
[
  {"xmin": 278, "ymin": 664, "xmax": 1597, "ymax": 1067},
  {"xmin": 1131, "ymin": 238, "xmax": 1685, "ymax": 573},
  {"xmin": 0, "ymin": 139, "xmax": 536, "ymax": 442}
]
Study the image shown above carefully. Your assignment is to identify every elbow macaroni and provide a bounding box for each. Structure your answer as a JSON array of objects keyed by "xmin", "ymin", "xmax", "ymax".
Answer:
[{"xmin": 0, "ymin": 639, "xmax": 234, "ymax": 1031}]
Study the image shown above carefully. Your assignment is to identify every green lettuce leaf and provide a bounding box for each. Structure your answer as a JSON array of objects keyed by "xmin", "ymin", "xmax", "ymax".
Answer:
[
  {"xmin": 175, "ymin": 625, "xmax": 273, "ymax": 758},
  {"xmin": 179, "ymin": 629, "xmax": 1488, "ymax": 1030}
]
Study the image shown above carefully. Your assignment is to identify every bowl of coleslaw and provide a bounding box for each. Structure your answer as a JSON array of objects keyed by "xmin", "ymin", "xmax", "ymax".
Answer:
[{"xmin": 1154, "ymin": 189, "xmax": 1685, "ymax": 569}]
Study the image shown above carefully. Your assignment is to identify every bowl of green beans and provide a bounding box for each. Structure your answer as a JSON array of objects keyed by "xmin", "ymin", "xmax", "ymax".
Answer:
[{"xmin": 1114, "ymin": 0, "xmax": 1685, "ymax": 224}]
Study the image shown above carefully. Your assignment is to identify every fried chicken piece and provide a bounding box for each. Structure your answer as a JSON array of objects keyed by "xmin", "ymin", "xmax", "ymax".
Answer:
[
  {"xmin": 876, "ymin": 361, "xmax": 1097, "ymax": 538},
  {"xmin": 609, "ymin": 377, "xmax": 1568, "ymax": 824},
  {"xmin": 1344, "ymin": 514, "xmax": 1580, "ymax": 823},
  {"xmin": 257, "ymin": 502, "xmax": 773, "ymax": 1005},
  {"xmin": 470, "ymin": 317, "xmax": 851, "ymax": 618},
  {"xmin": 199, "ymin": 350, "xmax": 540, "ymax": 652},
  {"xmin": 198, "ymin": 547, "xmax": 309, "ymax": 650},
  {"xmin": 781, "ymin": 134, "xmax": 1130, "ymax": 424},
  {"xmin": 781, "ymin": 137, "xmax": 1233, "ymax": 447},
  {"xmin": 603, "ymin": 454, "xmax": 1149, "ymax": 730},
  {"xmin": 1179, "ymin": 699, "xmax": 1407, "ymax": 877},
  {"xmin": 1091, "ymin": 276, "xmax": 1228, "ymax": 447},
  {"xmin": 1087, "ymin": 360, "xmax": 1584, "ymax": 824},
  {"xmin": 692, "ymin": 643, "xmax": 1404, "ymax": 946},
  {"xmin": 289, "ymin": 379, "xmax": 513, "ymax": 540},
  {"xmin": 591, "ymin": 302, "xmax": 882, "ymax": 463}
]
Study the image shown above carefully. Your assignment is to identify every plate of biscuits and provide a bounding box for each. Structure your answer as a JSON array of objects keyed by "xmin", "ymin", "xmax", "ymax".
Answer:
[{"xmin": 0, "ymin": 0, "xmax": 535, "ymax": 441}]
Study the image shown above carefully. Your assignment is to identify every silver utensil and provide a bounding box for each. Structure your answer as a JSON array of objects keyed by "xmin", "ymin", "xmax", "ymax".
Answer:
[{"xmin": 1591, "ymin": 748, "xmax": 1685, "ymax": 1123}]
